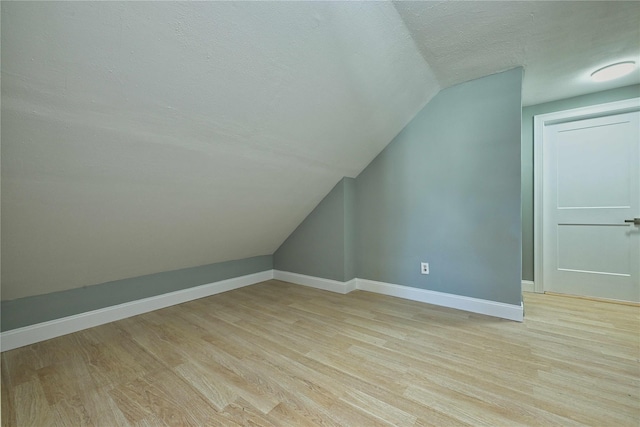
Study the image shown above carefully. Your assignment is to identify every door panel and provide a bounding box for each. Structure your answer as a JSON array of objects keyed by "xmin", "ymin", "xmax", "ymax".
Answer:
[
  {"xmin": 557, "ymin": 224, "xmax": 631, "ymax": 275},
  {"xmin": 556, "ymin": 123, "xmax": 631, "ymax": 208},
  {"xmin": 543, "ymin": 111, "xmax": 639, "ymax": 302}
]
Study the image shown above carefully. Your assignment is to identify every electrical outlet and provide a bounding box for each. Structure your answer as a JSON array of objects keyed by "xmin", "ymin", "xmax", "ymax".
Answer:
[{"xmin": 421, "ymin": 262, "xmax": 429, "ymax": 275}]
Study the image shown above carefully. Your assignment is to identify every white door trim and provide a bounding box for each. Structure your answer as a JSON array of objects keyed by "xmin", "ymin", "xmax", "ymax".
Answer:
[{"xmin": 533, "ymin": 98, "xmax": 640, "ymax": 293}]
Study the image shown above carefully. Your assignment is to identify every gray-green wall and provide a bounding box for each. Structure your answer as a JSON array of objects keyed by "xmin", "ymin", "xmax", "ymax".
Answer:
[
  {"xmin": 356, "ymin": 68, "xmax": 522, "ymax": 305},
  {"xmin": 275, "ymin": 68, "xmax": 523, "ymax": 305},
  {"xmin": 1, "ymin": 255, "xmax": 272, "ymax": 331},
  {"xmin": 521, "ymin": 84, "xmax": 640, "ymax": 281},
  {"xmin": 274, "ymin": 178, "xmax": 356, "ymax": 282}
]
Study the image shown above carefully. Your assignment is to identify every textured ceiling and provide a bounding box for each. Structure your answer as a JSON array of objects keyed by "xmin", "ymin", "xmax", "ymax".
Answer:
[
  {"xmin": 393, "ymin": 1, "xmax": 640, "ymax": 106},
  {"xmin": 1, "ymin": 1, "xmax": 638, "ymax": 299}
]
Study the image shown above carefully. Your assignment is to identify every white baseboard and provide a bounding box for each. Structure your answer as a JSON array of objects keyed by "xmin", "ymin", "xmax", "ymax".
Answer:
[
  {"xmin": 522, "ymin": 280, "xmax": 535, "ymax": 293},
  {"xmin": 0, "ymin": 270, "xmax": 274, "ymax": 352},
  {"xmin": 357, "ymin": 279, "xmax": 523, "ymax": 322},
  {"xmin": 274, "ymin": 270, "xmax": 523, "ymax": 322},
  {"xmin": 273, "ymin": 270, "xmax": 355, "ymax": 294},
  {"xmin": 1, "ymin": 269, "xmax": 524, "ymax": 351}
]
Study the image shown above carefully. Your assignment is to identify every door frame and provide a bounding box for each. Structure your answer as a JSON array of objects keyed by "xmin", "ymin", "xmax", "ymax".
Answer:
[{"xmin": 533, "ymin": 97, "xmax": 640, "ymax": 294}]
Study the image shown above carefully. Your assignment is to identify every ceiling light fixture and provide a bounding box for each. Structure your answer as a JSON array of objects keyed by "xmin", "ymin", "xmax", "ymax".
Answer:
[{"xmin": 590, "ymin": 61, "xmax": 636, "ymax": 82}]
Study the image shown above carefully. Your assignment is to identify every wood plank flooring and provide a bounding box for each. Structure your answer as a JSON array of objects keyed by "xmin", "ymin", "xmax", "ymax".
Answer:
[{"xmin": 2, "ymin": 280, "xmax": 639, "ymax": 426}]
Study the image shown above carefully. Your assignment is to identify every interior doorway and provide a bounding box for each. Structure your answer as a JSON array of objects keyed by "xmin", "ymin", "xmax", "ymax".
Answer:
[{"xmin": 534, "ymin": 98, "xmax": 640, "ymax": 303}]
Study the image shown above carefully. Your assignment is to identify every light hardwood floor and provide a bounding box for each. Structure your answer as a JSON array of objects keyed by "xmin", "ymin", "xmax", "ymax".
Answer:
[{"xmin": 2, "ymin": 280, "xmax": 639, "ymax": 426}]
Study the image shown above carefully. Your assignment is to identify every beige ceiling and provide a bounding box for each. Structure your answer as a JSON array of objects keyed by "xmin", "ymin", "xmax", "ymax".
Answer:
[{"xmin": 1, "ymin": 1, "xmax": 638, "ymax": 299}]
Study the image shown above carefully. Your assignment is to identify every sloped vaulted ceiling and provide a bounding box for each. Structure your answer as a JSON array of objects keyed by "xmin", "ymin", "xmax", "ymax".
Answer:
[
  {"xmin": 2, "ymin": 1, "xmax": 639, "ymax": 299},
  {"xmin": 1, "ymin": 2, "xmax": 439, "ymax": 298}
]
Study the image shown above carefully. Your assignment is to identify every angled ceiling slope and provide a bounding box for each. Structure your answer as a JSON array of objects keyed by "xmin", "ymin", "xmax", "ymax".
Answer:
[
  {"xmin": 2, "ymin": 1, "xmax": 639, "ymax": 299},
  {"xmin": 1, "ymin": 2, "xmax": 439, "ymax": 299}
]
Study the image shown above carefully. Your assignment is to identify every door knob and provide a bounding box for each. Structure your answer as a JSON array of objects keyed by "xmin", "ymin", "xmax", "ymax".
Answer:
[{"xmin": 624, "ymin": 218, "xmax": 640, "ymax": 225}]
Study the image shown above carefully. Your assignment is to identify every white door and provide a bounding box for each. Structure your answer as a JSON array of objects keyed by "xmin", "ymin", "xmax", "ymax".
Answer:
[{"xmin": 540, "ymin": 109, "xmax": 639, "ymax": 302}]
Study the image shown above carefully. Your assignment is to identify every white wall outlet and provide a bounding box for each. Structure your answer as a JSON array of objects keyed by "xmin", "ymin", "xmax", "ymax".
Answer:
[{"xmin": 421, "ymin": 262, "xmax": 429, "ymax": 275}]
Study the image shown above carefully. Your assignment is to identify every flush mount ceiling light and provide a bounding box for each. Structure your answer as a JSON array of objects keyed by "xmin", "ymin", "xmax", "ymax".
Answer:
[{"xmin": 591, "ymin": 61, "xmax": 637, "ymax": 82}]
